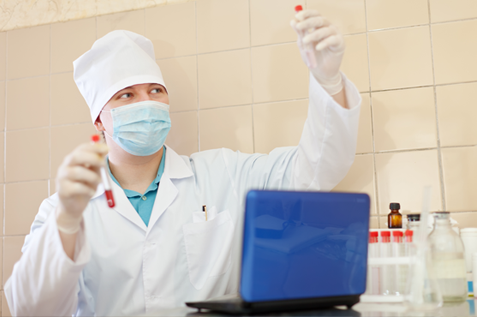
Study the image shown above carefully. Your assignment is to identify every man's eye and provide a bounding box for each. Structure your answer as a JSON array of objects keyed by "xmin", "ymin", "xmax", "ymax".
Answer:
[
  {"xmin": 151, "ymin": 88, "xmax": 161, "ymax": 93},
  {"xmin": 119, "ymin": 93, "xmax": 131, "ymax": 99}
]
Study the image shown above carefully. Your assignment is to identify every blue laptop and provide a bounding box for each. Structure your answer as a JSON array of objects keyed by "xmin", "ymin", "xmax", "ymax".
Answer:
[{"xmin": 186, "ymin": 190, "xmax": 370, "ymax": 314}]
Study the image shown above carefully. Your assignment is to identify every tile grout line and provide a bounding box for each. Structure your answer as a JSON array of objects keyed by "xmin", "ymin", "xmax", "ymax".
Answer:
[
  {"xmin": 3, "ymin": 30, "xmax": 8, "ymax": 243},
  {"xmin": 48, "ymin": 24, "xmax": 52, "ymax": 197},
  {"xmin": 194, "ymin": 1, "xmax": 200, "ymax": 152},
  {"xmin": 427, "ymin": 0, "xmax": 446, "ymax": 211},
  {"xmin": 248, "ymin": 0, "xmax": 255, "ymax": 153},
  {"xmin": 363, "ymin": 0, "xmax": 382, "ymax": 226}
]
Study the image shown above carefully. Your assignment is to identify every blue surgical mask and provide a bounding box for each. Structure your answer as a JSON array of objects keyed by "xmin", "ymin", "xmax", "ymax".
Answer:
[{"xmin": 103, "ymin": 100, "xmax": 171, "ymax": 156}]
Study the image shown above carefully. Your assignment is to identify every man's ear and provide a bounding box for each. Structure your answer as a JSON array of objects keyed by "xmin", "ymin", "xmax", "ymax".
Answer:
[{"xmin": 94, "ymin": 116, "xmax": 105, "ymax": 132}]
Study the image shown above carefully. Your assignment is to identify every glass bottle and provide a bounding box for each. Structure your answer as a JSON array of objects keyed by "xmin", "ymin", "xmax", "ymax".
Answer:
[
  {"xmin": 407, "ymin": 213, "xmax": 420, "ymax": 231},
  {"xmin": 388, "ymin": 203, "xmax": 402, "ymax": 228},
  {"xmin": 428, "ymin": 212, "xmax": 467, "ymax": 302}
]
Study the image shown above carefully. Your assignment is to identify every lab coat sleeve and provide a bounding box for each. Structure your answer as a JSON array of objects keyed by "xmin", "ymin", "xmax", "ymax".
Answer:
[
  {"xmin": 4, "ymin": 195, "xmax": 91, "ymax": 316},
  {"xmin": 222, "ymin": 73, "xmax": 361, "ymax": 195},
  {"xmin": 289, "ymin": 72, "xmax": 361, "ymax": 190}
]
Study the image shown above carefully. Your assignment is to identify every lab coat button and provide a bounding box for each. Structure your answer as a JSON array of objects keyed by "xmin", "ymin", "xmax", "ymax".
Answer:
[{"xmin": 142, "ymin": 196, "xmax": 147, "ymax": 201}]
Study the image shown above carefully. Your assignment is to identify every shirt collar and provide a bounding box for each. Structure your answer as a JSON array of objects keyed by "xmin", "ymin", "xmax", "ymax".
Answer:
[{"xmin": 162, "ymin": 144, "xmax": 194, "ymax": 179}]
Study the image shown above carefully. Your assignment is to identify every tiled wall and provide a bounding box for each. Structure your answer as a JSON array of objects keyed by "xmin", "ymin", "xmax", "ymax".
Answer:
[{"xmin": 0, "ymin": 0, "xmax": 476, "ymax": 314}]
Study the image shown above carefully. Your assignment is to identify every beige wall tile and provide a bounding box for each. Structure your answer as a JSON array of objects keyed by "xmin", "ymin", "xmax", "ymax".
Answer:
[
  {"xmin": 0, "ymin": 134, "xmax": 3, "ymax": 183},
  {"xmin": 51, "ymin": 18, "xmax": 96, "ymax": 74},
  {"xmin": 250, "ymin": 0, "xmax": 301, "ymax": 46},
  {"xmin": 308, "ymin": 0, "xmax": 366, "ymax": 35},
  {"xmin": 197, "ymin": 0, "xmax": 250, "ymax": 53},
  {"xmin": 368, "ymin": 27, "xmax": 433, "ymax": 90},
  {"xmin": 372, "ymin": 87, "xmax": 437, "ymax": 151},
  {"xmin": 437, "ymin": 83, "xmax": 477, "ymax": 147},
  {"xmin": 198, "ymin": 49, "xmax": 252, "ymax": 109},
  {"xmin": 253, "ymin": 100, "xmax": 308, "ymax": 154},
  {"xmin": 146, "ymin": 3, "xmax": 196, "ymax": 59},
  {"xmin": 333, "ymin": 154, "xmax": 377, "ymax": 215},
  {"xmin": 199, "ymin": 105, "xmax": 253, "ymax": 153},
  {"xmin": 2, "ymin": 290, "xmax": 10, "ymax": 316},
  {"xmin": 6, "ymin": 76, "xmax": 49, "ymax": 130},
  {"xmin": 0, "ymin": 83, "xmax": 5, "ymax": 131},
  {"xmin": 7, "ymin": 25, "xmax": 49, "ymax": 79},
  {"xmin": 251, "ymin": 43, "xmax": 308, "ymax": 103},
  {"xmin": 451, "ymin": 212, "xmax": 477, "ymax": 229},
  {"xmin": 51, "ymin": 18, "xmax": 96, "ymax": 73},
  {"xmin": 51, "ymin": 124, "xmax": 98, "ymax": 179},
  {"xmin": 166, "ymin": 111, "xmax": 198, "ymax": 156},
  {"xmin": 5, "ymin": 181, "xmax": 48, "ymax": 236},
  {"xmin": 379, "ymin": 216, "xmax": 387, "ymax": 228},
  {"xmin": 3, "ymin": 236, "xmax": 24, "ymax": 288},
  {"xmin": 366, "ymin": 0, "xmax": 429, "ymax": 31},
  {"xmin": 157, "ymin": 57, "xmax": 198, "ymax": 112},
  {"xmin": 370, "ymin": 216, "xmax": 379, "ymax": 229},
  {"xmin": 0, "ymin": 33, "xmax": 5, "ymax": 81},
  {"xmin": 432, "ymin": 20, "xmax": 477, "ymax": 85},
  {"xmin": 357, "ymin": 93, "xmax": 372, "ymax": 154},
  {"xmin": 97, "ymin": 10, "xmax": 145, "ymax": 38},
  {"xmin": 0, "ymin": 185, "xmax": 3, "ymax": 234},
  {"xmin": 375, "ymin": 150, "xmax": 442, "ymax": 215},
  {"xmin": 342, "ymin": 34, "xmax": 369, "ymax": 93},
  {"xmin": 6, "ymin": 128, "xmax": 49, "ymax": 182},
  {"xmin": 430, "ymin": 0, "xmax": 477, "ymax": 23},
  {"xmin": 51, "ymin": 72, "xmax": 91, "ymax": 126},
  {"xmin": 441, "ymin": 147, "xmax": 477, "ymax": 212},
  {"xmin": 50, "ymin": 179, "xmax": 56, "ymax": 195}
]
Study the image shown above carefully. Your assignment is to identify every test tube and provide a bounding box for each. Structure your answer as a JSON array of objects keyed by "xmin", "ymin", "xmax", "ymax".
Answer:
[
  {"xmin": 405, "ymin": 230, "xmax": 414, "ymax": 256},
  {"xmin": 380, "ymin": 231, "xmax": 393, "ymax": 295},
  {"xmin": 392, "ymin": 231, "xmax": 404, "ymax": 257},
  {"xmin": 91, "ymin": 135, "xmax": 115, "ymax": 208},
  {"xmin": 294, "ymin": 5, "xmax": 318, "ymax": 69},
  {"xmin": 368, "ymin": 231, "xmax": 380, "ymax": 295},
  {"xmin": 392, "ymin": 231, "xmax": 405, "ymax": 295}
]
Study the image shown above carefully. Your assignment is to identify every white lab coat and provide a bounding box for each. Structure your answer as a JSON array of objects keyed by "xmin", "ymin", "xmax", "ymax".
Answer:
[{"xmin": 5, "ymin": 74, "xmax": 361, "ymax": 316}]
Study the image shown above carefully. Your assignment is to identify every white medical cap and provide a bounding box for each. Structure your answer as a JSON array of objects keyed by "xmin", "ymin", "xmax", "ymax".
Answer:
[{"xmin": 73, "ymin": 30, "xmax": 167, "ymax": 123}]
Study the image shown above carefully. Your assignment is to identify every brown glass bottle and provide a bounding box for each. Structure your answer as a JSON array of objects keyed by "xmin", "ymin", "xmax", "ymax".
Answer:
[{"xmin": 388, "ymin": 202, "xmax": 402, "ymax": 228}]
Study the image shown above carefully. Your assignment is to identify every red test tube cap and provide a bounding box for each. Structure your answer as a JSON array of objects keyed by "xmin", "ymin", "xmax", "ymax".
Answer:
[
  {"xmin": 405, "ymin": 230, "xmax": 414, "ymax": 236},
  {"xmin": 91, "ymin": 134, "xmax": 100, "ymax": 143},
  {"xmin": 370, "ymin": 231, "xmax": 378, "ymax": 237},
  {"xmin": 392, "ymin": 231, "xmax": 403, "ymax": 237},
  {"xmin": 295, "ymin": 5, "xmax": 303, "ymax": 12},
  {"xmin": 380, "ymin": 231, "xmax": 390, "ymax": 237}
]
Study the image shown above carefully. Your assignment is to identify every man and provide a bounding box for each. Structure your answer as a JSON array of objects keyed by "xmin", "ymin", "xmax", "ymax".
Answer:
[{"xmin": 5, "ymin": 9, "xmax": 361, "ymax": 316}]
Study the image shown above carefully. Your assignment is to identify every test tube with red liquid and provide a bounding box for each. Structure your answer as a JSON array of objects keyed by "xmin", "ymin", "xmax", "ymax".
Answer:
[
  {"xmin": 294, "ymin": 5, "xmax": 318, "ymax": 69},
  {"xmin": 91, "ymin": 135, "xmax": 115, "ymax": 208}
]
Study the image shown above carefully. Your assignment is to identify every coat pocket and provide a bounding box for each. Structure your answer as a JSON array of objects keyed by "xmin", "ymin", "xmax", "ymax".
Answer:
[{"xmin": 182, "ymin": 209, "xmax": 234, "ymax": 290}]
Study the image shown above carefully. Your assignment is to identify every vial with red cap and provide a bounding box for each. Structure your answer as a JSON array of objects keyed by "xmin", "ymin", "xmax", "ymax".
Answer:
[
  {"xmin": 294, "ymin": 5, "xmax": 318, "ymax": 69},
  {"xmin": 366, "ymin": 231, "xmax": 381, "ymax": 295},
  {"xmin": 380, "ymin": 231, "xmax": 393, "ymax": 295},
  {"xmin": 91, "ymin": 135, "xmax": 115, "ymax": 208}
]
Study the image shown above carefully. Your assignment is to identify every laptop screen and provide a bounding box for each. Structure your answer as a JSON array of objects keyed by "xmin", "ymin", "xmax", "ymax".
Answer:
[{"xmin": 240, "ymin": 190, "xmax": 370, "ymax": 302}]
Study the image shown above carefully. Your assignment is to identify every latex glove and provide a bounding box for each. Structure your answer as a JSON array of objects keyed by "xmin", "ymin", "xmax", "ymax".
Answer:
[
  {"xmin": 290, "ymin": 9, "xmax": 345, "ymax": 95},
  {"xmin": 55, "ymin": 142, "xmax": 108, "ymax": 234}
]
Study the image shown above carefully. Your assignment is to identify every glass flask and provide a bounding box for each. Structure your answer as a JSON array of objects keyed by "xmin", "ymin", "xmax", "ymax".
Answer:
[{"xmin": 428, "ymin": 212, "xmax": 467, "ymax": 302}]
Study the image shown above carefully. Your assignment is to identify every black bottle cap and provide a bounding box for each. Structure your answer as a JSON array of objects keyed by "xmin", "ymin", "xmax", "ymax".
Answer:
[
  {"xmin": 407, "ymin": 213, "xmax": 420, "ymax": 221},
  {"xmin": 389, "ymin": 202, "xmax": 400, "ymax": 210}
]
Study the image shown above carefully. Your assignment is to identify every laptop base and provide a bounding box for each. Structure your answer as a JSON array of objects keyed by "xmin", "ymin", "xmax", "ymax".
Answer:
[{"xmin": 186, "ymin": 294, "xmax": 360, "ymax": 315}]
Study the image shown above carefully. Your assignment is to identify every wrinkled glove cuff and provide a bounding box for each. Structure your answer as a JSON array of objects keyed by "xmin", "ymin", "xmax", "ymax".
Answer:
[
  {"xmin": 56, "ymin": 207, "xmax": 83, "ymax": 234},
  {"xmin": 316, "ymin": 72, "xmax": 343, "ymax": 96}
]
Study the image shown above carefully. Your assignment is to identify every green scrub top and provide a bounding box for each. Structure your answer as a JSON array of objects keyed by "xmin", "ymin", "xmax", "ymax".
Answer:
[{"xmin": 106, "ymin": 147, "xmax": 166, "ymax": 226}]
